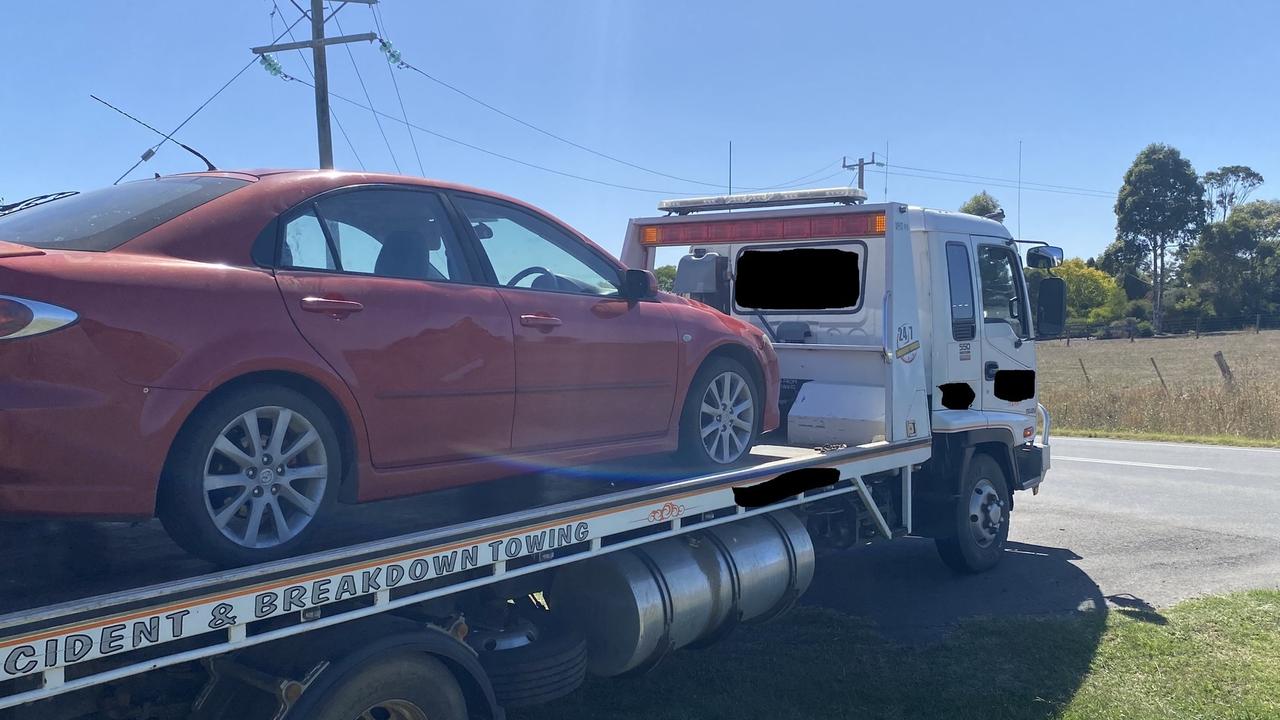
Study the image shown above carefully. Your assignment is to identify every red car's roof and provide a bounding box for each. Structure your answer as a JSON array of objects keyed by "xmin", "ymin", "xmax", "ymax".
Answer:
[
  {"xmin": 178, "ymin": 169, "xmax": 542, "ymax": 215},
  {"xmin": 140, "ymin": 169, "xmax": 610, "ymax": 266}
]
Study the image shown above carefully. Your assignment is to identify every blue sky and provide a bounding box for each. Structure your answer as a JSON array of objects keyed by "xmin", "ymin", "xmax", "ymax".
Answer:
[{"xmin": 3, "ymin": 0, "xmax": 1277, "ymax": 261}]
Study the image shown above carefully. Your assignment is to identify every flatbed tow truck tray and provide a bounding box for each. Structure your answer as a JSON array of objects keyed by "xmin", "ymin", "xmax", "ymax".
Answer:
[{"xmin": 0, "ymin": 439, "xmax": 928, "ymax": 710}]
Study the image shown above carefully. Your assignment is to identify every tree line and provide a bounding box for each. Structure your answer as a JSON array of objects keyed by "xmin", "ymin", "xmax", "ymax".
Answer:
[
  {"xmin": 969, "ymin": 144, "xmax": 1277, "ymax": 336},
  {"xmin": 652, "ymin": 144, "xmax": 1276, "ymax": 339}
]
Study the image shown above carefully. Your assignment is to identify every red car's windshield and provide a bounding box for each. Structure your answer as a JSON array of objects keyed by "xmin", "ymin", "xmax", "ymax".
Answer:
[{"xmin": 0, "ymin": 176, "xmax": 248, "ymax": 251}]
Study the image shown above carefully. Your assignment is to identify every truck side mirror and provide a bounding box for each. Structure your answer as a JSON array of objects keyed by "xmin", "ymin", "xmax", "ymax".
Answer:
[
  {"xmin": 1035, "ymin": 276, "xmax": 1067, "ymax": 338},
  {"xmin": 622, "ymin": 268, "xmax": 658, "ymax": 301},
  {"xmin": 1026, "ymin": 245, "xmax": 1063, "ymax": 269}
]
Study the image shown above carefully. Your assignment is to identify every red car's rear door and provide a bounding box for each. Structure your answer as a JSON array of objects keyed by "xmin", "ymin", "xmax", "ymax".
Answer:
[
  {"xmin": 273, "ymin": 187, "xmax": 515, "ymax": 469},
  {"xmin": 450, "ymin": 193, "xmax": 678, "ymax": 451}
]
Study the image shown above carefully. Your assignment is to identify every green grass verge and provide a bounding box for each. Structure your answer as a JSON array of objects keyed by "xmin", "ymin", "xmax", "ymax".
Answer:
[
  {"xmin": 1054, "ymin": 427, "xmax": 1280, "ymax": 448},
  {"xmin": 514, "ymin": 591, "xmax": 1280, "ymax": 720}
]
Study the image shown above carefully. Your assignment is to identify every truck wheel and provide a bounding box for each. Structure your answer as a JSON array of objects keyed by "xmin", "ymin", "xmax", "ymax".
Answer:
[
  {"xmin": 677, "ymin": 356, "xmax": 760, "ymax": 469},
  {"xmin": 935, "ymin": 454, "xmax": 1010, "ymax": 573},
  {"xmin": 159, "ymin": 386, "xmax": 341, "ymax": 567},
  {"xmin": 475, "ymin": 609, "xmax": 588, "ymax": 708},
  {"xmin": 286, "ymin": 653, "xmax": 467, "ymax": 720}
]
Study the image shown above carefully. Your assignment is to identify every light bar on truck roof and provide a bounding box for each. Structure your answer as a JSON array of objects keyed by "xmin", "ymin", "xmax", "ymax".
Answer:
[
  {"xmin": 640, "ymin": 211, "xmax": 886, "ymax": 246},
  {"xmin": 658, "ymin": 187, "xmax": 868, "ymax": 214}
]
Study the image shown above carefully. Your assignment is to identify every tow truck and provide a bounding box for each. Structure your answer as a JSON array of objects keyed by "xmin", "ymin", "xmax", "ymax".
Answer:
[{"xmin": 0, "ymin": 187, "xmax": 1067, "ymax": 719}]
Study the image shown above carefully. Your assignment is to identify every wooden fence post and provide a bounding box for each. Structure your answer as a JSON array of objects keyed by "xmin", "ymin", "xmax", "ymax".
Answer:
[
  {"xmin": 1213, "ymin": 350, "xmax": 1235, "ymax": 389},
  {"xmin": 1150, "ymin": 357, "xmax": 1168, "ymax": 394},
  {"xmin": 1257, "ymin": 313, "xmax": 1262, "ymax": 334},
  {"xmin": 1078, "ymin": 357, "xmax": 1091, "ymax": 387}
]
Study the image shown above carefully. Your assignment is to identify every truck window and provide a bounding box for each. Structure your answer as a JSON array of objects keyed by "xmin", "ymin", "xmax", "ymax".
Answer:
[
  {"xmin": 977, "ymin": 245, "xmax": 1027, "ymax": 337},
  {"xmin": 734, "ymin": 246, "xmax": 862, "ymax": 312},
  {"xmin": 945, "ymin": 243, "xmax": 976, "ymax": 340}
]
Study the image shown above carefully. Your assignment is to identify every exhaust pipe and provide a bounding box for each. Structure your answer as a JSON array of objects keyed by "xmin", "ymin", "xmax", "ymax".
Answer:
[{"xmin": 549, "ymin": 511, "xmax": 815, "ymax": 677}]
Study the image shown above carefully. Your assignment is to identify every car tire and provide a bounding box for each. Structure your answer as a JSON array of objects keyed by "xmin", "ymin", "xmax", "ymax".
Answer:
[
  {"xmin": 158, "ymin": 386, "xmax": 341, "ymax": 567},
  {"xmin": 935, "ymin": 453, "xmax": 1010, "ymax": 574},
  {"xmin": 677, "ymin": 355, "xmax": 761, "ymax": 469}
]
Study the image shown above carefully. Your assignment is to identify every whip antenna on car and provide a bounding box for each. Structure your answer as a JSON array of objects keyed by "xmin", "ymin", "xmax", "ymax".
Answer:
[{"xmin": 90, "ymin": 94, "xmax": 218, "ymax": 173}]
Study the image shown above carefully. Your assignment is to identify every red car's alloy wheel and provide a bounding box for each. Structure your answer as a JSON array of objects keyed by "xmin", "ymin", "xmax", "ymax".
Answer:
[
  {"xmin": 202, "ymin": 405, "xmax": 329, "ymax": 549},
  {"xmin": 698, "ymin": 370, "xmax": 756, "ymax": 465}
]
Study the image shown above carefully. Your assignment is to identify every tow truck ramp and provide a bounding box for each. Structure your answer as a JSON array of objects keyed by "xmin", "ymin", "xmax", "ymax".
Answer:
[{"xmin": 0, "ymin": 439, "xmax": 929, "ymax": 711}]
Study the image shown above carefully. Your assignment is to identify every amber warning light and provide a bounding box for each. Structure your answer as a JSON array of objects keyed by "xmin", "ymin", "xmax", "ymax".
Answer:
[{"xmin": 640, "ymin": 211, "xmax": 886, "ymax": 247}]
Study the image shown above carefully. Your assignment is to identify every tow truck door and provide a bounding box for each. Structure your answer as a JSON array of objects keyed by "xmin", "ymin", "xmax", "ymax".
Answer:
[{"xmin": 973, "ymin": 237, "xmax": 1037, "ymax": 416}]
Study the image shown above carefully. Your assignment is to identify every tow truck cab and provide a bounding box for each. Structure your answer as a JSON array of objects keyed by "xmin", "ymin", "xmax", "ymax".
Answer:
[{"xmin": 621, "ymin": 187, "xmax": 1066, "ymax": 515}]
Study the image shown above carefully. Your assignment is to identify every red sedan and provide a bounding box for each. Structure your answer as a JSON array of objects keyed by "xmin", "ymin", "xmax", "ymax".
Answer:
[{"xmin": 0, "ymin": 170, "xmax": 780, "ymax": 565}]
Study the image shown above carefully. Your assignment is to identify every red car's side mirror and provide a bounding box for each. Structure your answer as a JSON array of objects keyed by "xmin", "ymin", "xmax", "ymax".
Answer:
[{"xmin": 622, "ymin": 269, "xmax": 658, "ymax": 301}]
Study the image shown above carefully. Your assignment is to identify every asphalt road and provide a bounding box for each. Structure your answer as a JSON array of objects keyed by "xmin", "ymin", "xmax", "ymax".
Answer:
[{"xmin": 804, "ymin": 436, "xmax": 1280, "ymax": 641}]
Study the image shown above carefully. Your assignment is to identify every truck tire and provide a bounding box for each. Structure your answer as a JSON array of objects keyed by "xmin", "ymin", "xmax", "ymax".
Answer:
[
  {"xmin": 935, "ymin": 453, "xmax": 1010, "ymax": 573},
  {"xmin": 285, "ymin": 652, "xmax": 467, "ymax": 720},
  {"xmin": 677, "ymin": 355, "xmax": 761, "ymax": 469},
  {"xmin": 159, "ymin": 386, "xmax": 341, "ymax": 567},
  {"xmin": 477, "ymin": 611, "xmax": 588, "ymax": 708}
]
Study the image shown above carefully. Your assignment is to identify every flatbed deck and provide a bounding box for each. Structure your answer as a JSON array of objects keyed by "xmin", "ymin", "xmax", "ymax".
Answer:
[{"xmin": 0, "ymin": 439, "xmax": 930, "ymax": 710}]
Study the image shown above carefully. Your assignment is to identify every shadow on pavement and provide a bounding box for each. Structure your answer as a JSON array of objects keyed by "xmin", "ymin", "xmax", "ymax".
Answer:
[{"xmin": 803, "ymin": 538, "xmax": 1107, "ymax": 643}]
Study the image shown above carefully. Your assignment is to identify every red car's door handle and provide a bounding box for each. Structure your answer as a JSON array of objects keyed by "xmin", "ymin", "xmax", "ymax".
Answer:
[
  {"xmin": 519, "ymin": 314, "xmax": 562, "ymax": 329},
  {"xmin": 300, "ymin": 297, "xmax": 364, "ymax": 315}
]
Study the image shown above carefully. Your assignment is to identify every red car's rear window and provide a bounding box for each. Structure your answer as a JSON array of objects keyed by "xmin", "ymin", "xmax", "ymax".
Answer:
[{"xmin": 0, "ymin": 176, "xmax": 248, "ymax": 251}]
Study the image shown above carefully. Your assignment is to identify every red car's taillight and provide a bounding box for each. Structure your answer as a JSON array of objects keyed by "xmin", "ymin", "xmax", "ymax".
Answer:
[{"xmin": 0, "ymin": 296, "xmax": 77, "ymax": 340}]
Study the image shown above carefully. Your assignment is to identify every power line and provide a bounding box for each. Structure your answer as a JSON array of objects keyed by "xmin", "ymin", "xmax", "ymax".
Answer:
[
  {"xmin": 372, "ymin": 22, "xmax": 821, "ymax": 193},
  {"xmin": 384, "ymin": 51, "xmax": 736, "ymax": 190},
  {"xmin": 863, "ymin": 166, "xmax": 1115, "ymax": 200},
  {"xmin": 370, "ymin": 4, "xmax": 424, "ymax": 176},
  {"xmin": 278, "ymin": 71, "xmax": 712, "ymax": 196},
  {"xmin": 115, "ymin": 11, "xmax": 310, "ymax": 184},
  {"xmin": 327, "ymin": 3, "xmax": 399, "ymax": 172},
  {"xmin": 270, "ymin": 2, "xmax": 365, "ymax": 170},
  {"xmin": 889, "ymin": 162, "xmax": 1114, "ymax": 197},
  {"xmin": 753, "ymin": 161, "xmax": 841, "ymax": 190}
]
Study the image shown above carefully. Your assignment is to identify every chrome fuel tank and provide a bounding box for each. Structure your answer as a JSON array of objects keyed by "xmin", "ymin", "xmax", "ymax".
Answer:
[{"xmin": 550, "ymin": 511, "xmax": 815, "ymax": 677}]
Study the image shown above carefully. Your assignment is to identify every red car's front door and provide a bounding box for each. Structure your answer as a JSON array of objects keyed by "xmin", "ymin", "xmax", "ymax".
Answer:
[
  {"xmin": 499, "ymin": 289, "xmax": 677, "ymax": 450},
  {"xmin": 274, "ymin": 188, "xmax": 515, "ymax": 469},
  {"xmin": 451, "ymin": 194, "xmax": 678, "ymax": 451}
]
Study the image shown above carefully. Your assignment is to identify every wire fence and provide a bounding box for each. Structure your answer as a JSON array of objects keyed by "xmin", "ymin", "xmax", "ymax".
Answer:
[{"xmin": 1058, "ymin": 312, "xmax": 1280, "ymax": 341}]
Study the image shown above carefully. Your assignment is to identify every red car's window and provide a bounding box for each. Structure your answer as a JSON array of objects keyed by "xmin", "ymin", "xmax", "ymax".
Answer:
[
  {"xmin": 282, "ymin": 189, "xmax": 472, "ymax": 283},
  {"xmin": 453, "ymin": 195, "xmax": 620, "ymax": 295},
  {"xmin": 0, "ymin": 176, "xmax": 248, "ymax": 251}
]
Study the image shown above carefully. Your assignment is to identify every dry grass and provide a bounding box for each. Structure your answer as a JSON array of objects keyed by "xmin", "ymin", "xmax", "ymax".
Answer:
[{"xmin": 1038, "ymin": 330, "xmax": 1280, "ymax": 442}]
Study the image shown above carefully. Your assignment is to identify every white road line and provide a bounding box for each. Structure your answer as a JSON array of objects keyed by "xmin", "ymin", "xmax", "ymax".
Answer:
[
  {"xmin": 1055, "ymin": 456, "xmax": 1210, "ymax": 471},
  {"xmin": 1057, "ymin": 436, "xmax": 1280, "ymax": 453}
]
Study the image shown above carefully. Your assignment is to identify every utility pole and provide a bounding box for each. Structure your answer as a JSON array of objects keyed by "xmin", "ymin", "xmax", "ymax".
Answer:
[
  {"xmin": 251, "ymin": 0, "xmax": 378, "ymax": 169},
  {"xmin": 842, "ymin": 153, "xmax": 885, "ymax": 191}
]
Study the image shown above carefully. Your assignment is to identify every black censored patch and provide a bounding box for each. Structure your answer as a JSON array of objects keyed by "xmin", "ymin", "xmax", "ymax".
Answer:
[
  {"xmin": 994, "ymin": 370, "xmax": 1036, "ymax": 402},
  {"xmin": 735, "ymin": 248, "xmax": 860, "ymax": 311},
  {"xmin": 938, "ymin": 382, "xmax": 976, "ymax": 410},
  {"xmin": 733, "ymin": 467, "xmax": 840, "ymax": 509}
]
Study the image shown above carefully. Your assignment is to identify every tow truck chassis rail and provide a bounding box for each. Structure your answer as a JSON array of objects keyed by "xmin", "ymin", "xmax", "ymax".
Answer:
[{"xmin": 0, "ymin": 438, "xmax": 929, "ymax": 710}]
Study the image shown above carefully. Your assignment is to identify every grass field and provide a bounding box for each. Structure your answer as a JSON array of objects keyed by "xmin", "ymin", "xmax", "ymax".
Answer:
[
  {"xmin": 1037, "ymin": 329, "xmax": 1280, "ymax": 443},
  {"xmin": 513, "ymin": 591, "xmax": 1280, "ymax": 720}
]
